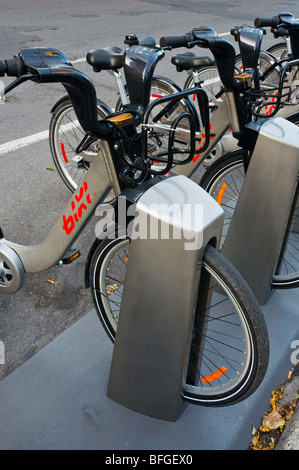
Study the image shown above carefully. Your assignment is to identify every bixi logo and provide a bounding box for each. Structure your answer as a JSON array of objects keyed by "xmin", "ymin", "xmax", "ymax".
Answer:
[{"xmin": 0, "ymin": 340, "xmax": 5, "ymax": 365}]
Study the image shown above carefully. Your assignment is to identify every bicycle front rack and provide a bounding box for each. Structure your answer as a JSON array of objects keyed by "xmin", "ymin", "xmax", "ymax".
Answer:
[{"xmin": 142, "ymin": 87, "xmax": 210, "ymax": 175}]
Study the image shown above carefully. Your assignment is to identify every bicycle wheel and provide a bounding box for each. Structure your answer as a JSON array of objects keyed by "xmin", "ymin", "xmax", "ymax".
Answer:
[
  {"xmin": 184, "ymin": 66, "xmax": 223, "ymax": 104},
  {"xmin": 184, "ymin": 66, "xmax": 225, "ymax": 165},
  {"xmin": 89, "ymin": 234, "xmax": 269, "ymax": 406},
  {"xmin": 236, "ymin": 50, "xmax": 281, "ymax": 87},
  {"xmin": 49, "ymin": 98, "xmax": 107, "ymax": 192},
  {"xmin": 266, "ymin": 44, "xmax": 299, "ymax": 104},
  {"xmin": 199, "ymin": 148, "xmax": 299, "ymax": 289},
  {"xmin": 267, "ymin": 42, "xmax": 288, "ymax": 60},
  {"xmin": 116, "ymin": 76, "xmax": 194, "ymax": 169}
]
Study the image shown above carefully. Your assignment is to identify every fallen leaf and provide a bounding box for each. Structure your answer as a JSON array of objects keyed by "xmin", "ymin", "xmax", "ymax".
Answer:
[
  {"xmin": 262, "ymin": 410, "xmax": 285, "ymax": 430},
  {"xmin": 270, "ymin": 389, "xmax": 283, "ymax": 411},
  {"xmin": 46, "ymin": 166, "xmax": 54, "ymax": 171},
  {"xmin": 106, "ymin": 283, "xmax": 119, "ymax": 295}
]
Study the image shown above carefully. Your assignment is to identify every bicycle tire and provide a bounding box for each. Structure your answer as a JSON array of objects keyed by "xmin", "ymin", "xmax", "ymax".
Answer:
[
  {"xmin": 49, "ymin": 97, "xmax": 107, "ymax": 192},
  {"xmin": 184, "ymin": 51, "xmax": 281, "ymax": 104},
  {"xmin": 184, "ymin": 53, "xmax": 280, "ymax": 112},
  {"xmin": 184, "ymin": 66, "xmax": 226, "ymax": 166},
  {"xmin": 89, "ymin": 234, "xmax": 269, "ymax": 406},
  {"xmin": 183, "ymin": 65, "xmax": 223, "ymax": 104},
  {"xmin": 267, "ymin": 42, "xmax": 288, "ymax": 60},
  {"xmin": 199, "ymin": 148, "xmax": 299, "ymax": 289},
  {"xmin": 236, "ymin": 50, "xmax": 281, "ymax": 86}
]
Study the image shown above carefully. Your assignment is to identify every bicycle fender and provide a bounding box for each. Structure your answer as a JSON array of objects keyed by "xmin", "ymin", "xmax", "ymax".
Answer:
[
  {"xmin": 154, "ymin": 74, "xmax": 183, "ymax": 92},
  {"xmin": 84, "ymin": 224, "xmax": 125, "ymax": 288},
  {"xmin": 84, "ymin": 237, "xmax": 101, "ymax": 288}
]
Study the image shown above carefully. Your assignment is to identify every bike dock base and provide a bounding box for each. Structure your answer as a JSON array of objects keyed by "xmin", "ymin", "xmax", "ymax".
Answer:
[{"xmin": 107, "ymin": 175, "xmax": 224, "ymax": 421}]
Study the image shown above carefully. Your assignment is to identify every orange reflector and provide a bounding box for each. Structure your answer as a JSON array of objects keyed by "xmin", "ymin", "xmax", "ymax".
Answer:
[
  {"xmin": 235, "ymin": 72, "xmax": 251, "ymax": 82},
  {"xmin": 69, "ymin": 251, "xmax": 80, "ymax": 262},
  {"xmin": 125, "ymin": 257, "xmax": 129, "ymax": 262},
  {"xmin": 108, "ymin": 113, "xmax": 133, "ymax": 126},
  {"xmin": 202, "ymin": 366, "xmax": 227, "ymax": 383},
  {"xmin": 216, "ymin": 183, "xmax": 227, "ymax": 205}
]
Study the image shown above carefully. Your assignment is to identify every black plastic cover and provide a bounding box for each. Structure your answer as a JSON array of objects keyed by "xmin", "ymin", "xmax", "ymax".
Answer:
[
  {"xmin": 123, "ymin": 44, "xmax": 164, "ymax": 112},
  {"xmin": 238, "ymin": 26, "xmax": 264, "ymax": 71}
]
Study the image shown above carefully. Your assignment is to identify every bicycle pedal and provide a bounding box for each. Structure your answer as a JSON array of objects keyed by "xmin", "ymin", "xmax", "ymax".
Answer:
[
  {"xmin": 59, "ymin": 249, "xmax": 81, "ymax": 265},
  {"xmin": 71, "ymin": 155, "xmax": 84, "ymax": 168},
  {"xmin": 148, "ymin": 143, "xmax": 157, "ymax": 154}
]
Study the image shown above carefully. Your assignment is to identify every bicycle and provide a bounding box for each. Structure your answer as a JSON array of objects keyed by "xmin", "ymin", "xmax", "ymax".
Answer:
[
  {"xmin": 254, "ymin": 12, "xmax": 296, "ymax": 59},
  {"xmin": 49, "ymin": 26, "xmax": 284, "ymax": 183},
  {"xmin": 48, "ymin": 17, "xmax": 299, "ymax": 189},
  {"xmin": 172, "ymin": 19, "xmax": 298, "ymax": 167},
  {"xmin": 0, "ymin": 46, "xmax": 269, "ymax": 407},
  {"xmin": 48, "ymin": 35, "xmax": 191, "ymax": 191},
  {"xmin": 89, "ymin": 23, "xmax": 299, "ymax": 360},
  {"xmin": 255, "ymin": 12, "xmax": 299, "ymax": 105},
  {"xmin": 198, "ymin": 18, "xmax": 299, "ymax": 289}
]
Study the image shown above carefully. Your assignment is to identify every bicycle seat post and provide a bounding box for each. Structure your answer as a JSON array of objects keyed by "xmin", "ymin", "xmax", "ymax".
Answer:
[{"xmin": 112, "ymin": 69, "xmax": 129, "ymax": 107}]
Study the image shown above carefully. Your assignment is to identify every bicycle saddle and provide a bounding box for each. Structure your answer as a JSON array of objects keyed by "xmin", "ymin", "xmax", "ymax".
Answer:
[
  {"xmin": 171, "ymin": 53, "xmax": 215, "ymax": 71},
  {"xmin": 86, "ymin": 46, "xmax": 124, "ymax": 72}
]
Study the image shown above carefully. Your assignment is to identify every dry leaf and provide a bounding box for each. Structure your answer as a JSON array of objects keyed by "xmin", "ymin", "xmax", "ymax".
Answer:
[
  {"xmin": 106, "ymin": 283, "xmax": 119, "ymax": 295},
  {"xmin": 262, "ymin": 410, "xmax": 285, "ymax": 430}
]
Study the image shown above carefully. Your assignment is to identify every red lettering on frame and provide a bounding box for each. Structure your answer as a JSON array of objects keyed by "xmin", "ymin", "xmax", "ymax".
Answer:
[{"xmin": 62, "ymin": 182, "xmax": 92, "ymax": 235}]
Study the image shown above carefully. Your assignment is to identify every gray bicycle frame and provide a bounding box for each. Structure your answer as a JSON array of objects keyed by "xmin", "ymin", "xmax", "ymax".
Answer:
[{"xmin": 1, "ymin": 140, "xmax": 118, "ymax": 278}]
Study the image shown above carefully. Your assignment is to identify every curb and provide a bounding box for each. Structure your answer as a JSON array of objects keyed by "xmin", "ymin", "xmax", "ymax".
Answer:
[{"xmin": 276, "ymin": 401, "xmax": 299, "ymax": 450}]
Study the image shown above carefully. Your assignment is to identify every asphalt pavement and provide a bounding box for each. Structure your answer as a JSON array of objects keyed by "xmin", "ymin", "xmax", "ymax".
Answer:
[{"xmin": 0, "ymin": 0, "xmax": 299, "ymax": 451}]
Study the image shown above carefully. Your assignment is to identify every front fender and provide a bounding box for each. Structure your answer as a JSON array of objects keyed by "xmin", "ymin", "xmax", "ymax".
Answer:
[
  {"xmin": 84, "ymin": 237, "xmax": 101, "ymax": 288},
  {"xmin": 84, "ymin": 222, "xmax": 126, "ymax": 288}
]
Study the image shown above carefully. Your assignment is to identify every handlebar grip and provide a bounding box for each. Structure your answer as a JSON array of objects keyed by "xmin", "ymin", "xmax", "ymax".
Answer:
[
  {"xmin": 159, "ymin": 35, "xmax": 189, "ymax": 48},
  {"xmin": 0, "ymin": 60, "xmax": 6, "ymax": 77},
  {"xmin": 6, "ymin": 56, "xmax": 27, "ymax": 77},
  {"xmin": 254, "ymin": 16, "xmax": 279, "ymax": 28},
  {"xmin": 0, "ymin": 56, "xmax": 27, "ymax": 77},
  {"xmin": 5, "ymin": 58, "xmax": 19, "ymax": 77}
]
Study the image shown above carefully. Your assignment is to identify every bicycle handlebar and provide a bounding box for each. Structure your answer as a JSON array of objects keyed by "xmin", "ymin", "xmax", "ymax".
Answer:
[
  {"xmin": 159, "ymin": 33, "xmax": 193, "ymax": 48},
  {"xmin": 254, "ymin": 16, "xmax": 279, "ymax": 28},
  {"xmin": 1, "ymin": 48, "xmax": 114, "ymax": 140},
  {"xmin": 255, "ymin": 12, "xmax": 297, "ymax": 29},
  {"xmin": 272, "ymin": 26, "xmax": 289, "ymax": 38},
  {"xmin": 0, "ymin": 60, "xmax": 6, "ymax": 76},
  {"xmin": 0, "ymin": 55, "xmax": 27, "ymax": 77},
  {"xmin": 160, "ymin": 28, "xmax": 238, "ymax": 90}
]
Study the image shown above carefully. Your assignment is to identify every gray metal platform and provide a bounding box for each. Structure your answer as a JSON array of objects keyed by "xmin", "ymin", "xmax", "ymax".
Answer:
[{"xmin": 0, "ymin": 288, "xmax": 298, "ymax": 450}]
